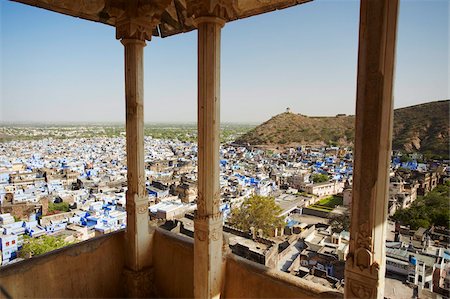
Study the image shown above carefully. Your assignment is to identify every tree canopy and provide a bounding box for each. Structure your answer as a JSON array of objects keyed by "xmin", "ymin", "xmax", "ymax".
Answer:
[
  {"xmin": 48, "ymin": 201, "xmax": 70, "ymax": 214},
  {"xmin": 228, "ymin": 195, "xmax": 285, "ymax": 236},
  {"xmin": 311, "ymin": 173, "xmax": 329, "ymax": 183},
  {"xmin": 19, "ymin": 235, "xmax": 73, "ymax": 258},
  {"xmin": 392, "ymin": 182, "xmax": 450, "ymax": 230}
]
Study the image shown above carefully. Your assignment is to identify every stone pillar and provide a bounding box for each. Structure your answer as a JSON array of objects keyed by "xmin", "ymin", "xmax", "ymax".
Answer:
[
  {"xmin": 110, "ymin": 2, "xmax": 170, "ymax": 297},
  {"xmin": 345, "ymin": 1, "xmax": 399, "ymax": 299},
  {"xmin": 194, "ymin": 16, "xmax": 225, "ymax": 299},
  {"xmin": 120, "ymin": 32, "xmax": 153, "ymax": 298},
  {"xmin": 114, "ymin": 13, "xmax": 158, "ymax": 297}
]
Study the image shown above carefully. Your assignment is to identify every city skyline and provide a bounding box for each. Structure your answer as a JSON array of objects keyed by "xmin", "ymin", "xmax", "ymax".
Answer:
[{"xmin": 1, "ymin": 0, "xmax": 448, "ymax": 123}]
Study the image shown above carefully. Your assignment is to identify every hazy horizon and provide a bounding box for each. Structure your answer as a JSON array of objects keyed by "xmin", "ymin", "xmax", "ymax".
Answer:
[
  {"xmin": 1, "ymin": 0, "xmax": 448, "ymax": 123},
  {"xmin": 1, "ymin": 98, "xmax": 448, "ymax": 126}
]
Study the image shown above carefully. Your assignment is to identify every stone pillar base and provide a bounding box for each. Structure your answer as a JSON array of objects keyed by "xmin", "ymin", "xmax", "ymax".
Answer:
[{"xmin": 123, "ymin": 267, "xmax": 155, "ymax": 298}]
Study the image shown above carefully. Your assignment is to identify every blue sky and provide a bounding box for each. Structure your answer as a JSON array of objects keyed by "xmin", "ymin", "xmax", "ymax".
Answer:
[{"xmin": 0, "ymin": 0, "xmax": 448, "ymax": 123}]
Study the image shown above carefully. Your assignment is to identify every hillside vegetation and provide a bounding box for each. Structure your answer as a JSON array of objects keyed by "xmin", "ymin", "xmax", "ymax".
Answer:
[
  {"xmin": 392, "ymin": 182, "xmax": 450, "ymax": 230},
  {"xmin": 235, "ymin": 112, "xmax": 355, "ymax": 146},
  {"xmin": 393, "ymin": 100, "xmax": 449, "ymax": 159},
  {"xmin": 235, "ymin": 100, "xmax": 449, "ymax": 159}
]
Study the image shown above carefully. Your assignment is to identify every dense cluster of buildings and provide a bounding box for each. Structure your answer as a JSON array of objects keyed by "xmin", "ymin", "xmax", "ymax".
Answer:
[{"xmin": 0, "ymin": 136, "xmax": 449, "ymax": 296}]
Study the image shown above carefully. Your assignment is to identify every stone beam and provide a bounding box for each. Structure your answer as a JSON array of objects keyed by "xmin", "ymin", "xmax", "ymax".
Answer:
[{"xmin": 344, "ymin": 0, "xmax": 399, "ymax": 299}]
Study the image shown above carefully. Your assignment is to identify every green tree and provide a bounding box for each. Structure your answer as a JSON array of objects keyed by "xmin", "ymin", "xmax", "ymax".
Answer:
[
  {"xmin": 399, "ymin": 155, "xmax": 412, "ymax": 163},
  {"xmin": 311, "ymin": 173, "xmax": 329, "ymax": 183},
  {"xmin": 19, "ymin": 235, "xmax": 73, "ymax": 258},
  {"xmin": 48, "ymin": 201, "xmax": 70, "ymax": 213},
  {"xmin": 228, "ymin": 195, "xmax": 284, "ymax": 236},
  {"xmin": 392, "ymin": 183, "xmax": 450, "ymax": 230}
]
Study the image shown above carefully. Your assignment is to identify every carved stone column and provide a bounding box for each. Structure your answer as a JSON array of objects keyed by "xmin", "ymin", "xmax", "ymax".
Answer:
[
  {"xmin": 186, "ymin": 1, "xmax": 238, "ymax": 297},
  {"xmin": 121, "ymin": 35, "xmax": 153, "ymax": 297},
  {"xmin": 194, "ymin": 15, "xmax": 226, "ymax": 299},
  {"xmin": 344, "ymin": 1, "xmax": 399, "ymax": 299},
  {"xmin": 113, "ymin": 1, "xmax": 170, "ymax": 297}
]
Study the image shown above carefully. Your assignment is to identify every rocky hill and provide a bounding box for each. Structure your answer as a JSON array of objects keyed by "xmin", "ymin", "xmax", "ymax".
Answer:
[
  {"xmin": 393, "ymin": 100, "xmax": 449, "ymax": 159},
  {"xmin": 235, "ymin": 112, "xmax": 355, "ymax": 146},
  {"xmin": 235, "ymin": 100, "xmax": 449, "ymax": 159}
]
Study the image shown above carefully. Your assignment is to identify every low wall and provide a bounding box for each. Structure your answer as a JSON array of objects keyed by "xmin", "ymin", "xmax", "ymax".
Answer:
[
  {"xmin": 152, "ymin": 228, "xmax": 195, "ymax": 298},
  {"xmin": 0, "ymin": 228, "xmax": 343, "ymax": 299},
  {"xmin": 223, "ymin": 254, "xmax": 343, "ymax": 299},
  {"xmin": 151, "ymin": 229, "xmax": 342, "ymax": 299},
  {"xmin": 0, "ymin": 230, "xmax": 126, "ymax": 298},
  {"xmin": 302, "ymin": 207, "xmax": 330, "ymax": 218}
]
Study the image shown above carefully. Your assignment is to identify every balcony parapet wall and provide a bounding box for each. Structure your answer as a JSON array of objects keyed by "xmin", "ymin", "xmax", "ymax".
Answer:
[
  {"xmin": 151, "ymin": 228, "xmax": 343, "ymax": 298},
  {"xmin": 223, "ymin": 253, "xmax": 343, "ymax": 299},
  {"xmin": 1, "ymin": 227, "xmax": 343, "ymax": 299},
  {"xmin": 0, "ymin": 230, "xmax": 126, "ymax": 298}
]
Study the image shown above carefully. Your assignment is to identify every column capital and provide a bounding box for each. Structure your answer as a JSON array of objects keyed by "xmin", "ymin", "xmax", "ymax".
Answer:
[
  {"xmin": 187, "ymin": 0, "xmax": 238, "ymax": 23},
  {"xmin": 111, "ymin": 0, "xmax": 172, "ymax": 41},
  {"xmin": 121, "ymin": 38, "xmax": 147, "ymax": 47},
  {"xmin": 116, "ymin": 17, "xmax": 155, "ymax": 41}
]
